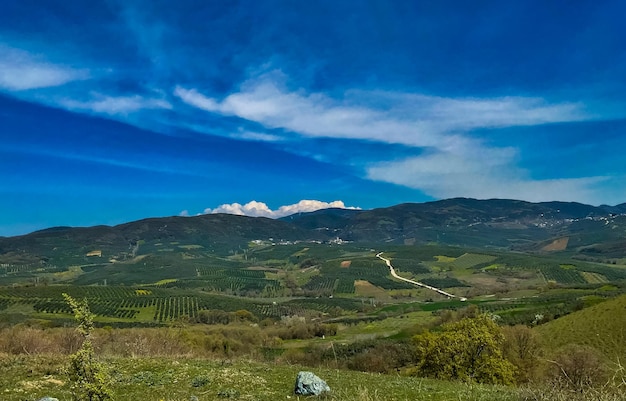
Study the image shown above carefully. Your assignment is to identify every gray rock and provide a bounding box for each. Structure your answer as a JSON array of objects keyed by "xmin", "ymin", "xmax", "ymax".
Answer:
[
  {"xmin": 294, "ymin": 371, "xmax": 330, "ymax": 396},
  {"xmin": 190, "ymin": 396, "xmax": 199, "ymax": 401},
  {"xmin": 38, "ymin": 398, "xmax": 59, "ymax": 401}
]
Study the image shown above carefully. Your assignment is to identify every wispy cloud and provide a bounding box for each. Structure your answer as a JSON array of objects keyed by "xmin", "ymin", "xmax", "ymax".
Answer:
[
  {"xmin": 0, "ymin": 45, "xmax": 88, "ymax": 91},
  {"xmin": 59, "ymin": 94, "xmax": 172, "ymax": 115},
  {"xmin": 174, "ymin": 87, "xmax": 220, "ymax": 111},
  {"xmin": 174, "ymin": 74, "xmax": 605, "ymax": 203},
  {"xmin": 367, "ymin": 148, "xmax": 609, "ymax": 204},
  {"xmin": 1, "ymin": 144, "xmax": 205, "ymax": 177},
  {"xmin": 197, "ymin": 200, "xmax": 360, "ymax": 219},
  {"xmin": 174, "ymin": 74, "xmax": 589, "ymax": 147},
  {"xmin": 230, "ymin": 130, "xmax": 282, "ymax": 142}
]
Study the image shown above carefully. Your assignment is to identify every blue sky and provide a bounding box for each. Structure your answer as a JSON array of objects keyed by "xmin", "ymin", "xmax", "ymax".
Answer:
[{"xmin": 1, "ymin": 0, "xmax": 625, "ymax": 236}]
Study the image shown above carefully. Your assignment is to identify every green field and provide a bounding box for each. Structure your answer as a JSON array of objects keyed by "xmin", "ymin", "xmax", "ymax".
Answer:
[{"xmin": 1, "ymin": 242, "xmax": 625, "ymax": 330}]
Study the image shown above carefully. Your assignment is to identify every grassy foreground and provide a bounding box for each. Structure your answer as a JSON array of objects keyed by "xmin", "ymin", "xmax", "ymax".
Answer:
[{"xmin": 1, "ymin": 354, "xmax": 519, "ymax": 401}]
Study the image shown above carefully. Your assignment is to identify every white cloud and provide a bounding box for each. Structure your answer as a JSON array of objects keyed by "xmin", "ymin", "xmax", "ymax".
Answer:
[
  {"xmin": 174, "ymin": 75, "xmax": 589, "ymax": 148},
  {"xmin": 0, "ymin": 45, "xmax": 88, "ymax": 91},
  {"xmin": 174, "ymin": 87, "xmax": 220, "ymax": 111},
  {"xmin": 232, "ymin": 130, "xmax": 282, "ymax": 142},
  {"xmin": 174, "ymin": 74, "xmax": 607, "ymax": 203},
  {"xmin": 60, "ymin": 94, "xmax": 172, "ymax": 115},
  {"xmin": 367, "ymin": 148, "xmax": 609, "ymax": 204},
  {"xmin": 199, "ymin": 200, "xmax": 360, "ymax": 219}
]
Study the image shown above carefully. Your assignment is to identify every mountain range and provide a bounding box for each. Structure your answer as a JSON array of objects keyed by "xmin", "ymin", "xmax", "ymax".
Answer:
[{"xmin": 2, "ymin": 198, "xmax": 625, "ymax": 266}]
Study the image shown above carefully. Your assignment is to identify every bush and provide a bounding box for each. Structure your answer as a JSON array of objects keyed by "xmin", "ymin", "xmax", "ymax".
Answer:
[
  {"xmin": 502, "ymin": 325, "xmax": 542, "ymax": 383},
  {"xmin": 547, "ymin": 344, "xmax": 606, "ymax": 391},
  {"xmin": 63, "ymin": 293, "xmax": 113, "ymax": 401},
  {"xmin": 346, "ymin": 341, "xmax": 416, "ymax": 373},
  {"xmin": 412, "ymin": 314, "xmax": 515, "ymax": 384},
  {"xmin": 191, "ymin": 374, "xmax": 210, "ymax": 387}
]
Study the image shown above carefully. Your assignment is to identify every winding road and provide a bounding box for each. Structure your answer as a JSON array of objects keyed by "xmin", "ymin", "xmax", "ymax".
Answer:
[{"xmin": 376, "ymin": 252, "xmax": 466, "ymax": 301}]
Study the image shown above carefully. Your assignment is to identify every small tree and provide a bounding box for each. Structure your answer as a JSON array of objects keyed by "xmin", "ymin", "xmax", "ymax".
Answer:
[
  {"xmin": 412, "ymin": 314, "xmax": 515, "ymax": 384},
  {"xmin": 503, "ymin": 325, "xmax": 542, "ymax": 383},
  {"xmin": 63, "ymin": 293, "xmax": 113, "ymax": 401}
]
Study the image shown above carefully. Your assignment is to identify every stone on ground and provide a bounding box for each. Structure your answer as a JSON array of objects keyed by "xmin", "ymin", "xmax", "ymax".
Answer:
[{"xmin": 294, "ymin": 371, "xmax": 331, "ymax": 396}]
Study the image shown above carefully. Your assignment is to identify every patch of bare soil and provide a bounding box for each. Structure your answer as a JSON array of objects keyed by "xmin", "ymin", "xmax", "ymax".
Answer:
[
  {"xmin": 542, "ymin": 237, "xmax": 569, "ymax": 251},
  {"xmin": 354, "ymin": 280, "xmax": 390, "ymax": 299}
]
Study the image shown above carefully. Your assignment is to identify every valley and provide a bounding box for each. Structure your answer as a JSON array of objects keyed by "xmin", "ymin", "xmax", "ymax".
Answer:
[
  {"xmin": 1, "ymin": 199, "xmax": 625, "ymax": 331},
  {"xmin": 1, "ymin": 198, "xmax": 625, "ymax": 400}
]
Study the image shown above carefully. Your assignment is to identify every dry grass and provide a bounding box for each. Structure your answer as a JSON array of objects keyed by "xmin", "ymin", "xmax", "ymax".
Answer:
[
  {"xmin": 541, "ymin": 237, "xmax": 569, "ymax": 252},
  {"xmin": 0, "ymin": 325, "xmax": 272, "ymax": 359},
  {"xmin": 580, "ymin": 271, "xmax": 608, "ymax": 284},
  {"xmin": 354, "ymin": 280, "xmax": 390, "ymax": 300},
  {"xmin": 519, "ymin": 385, "xmax": 626, "ymax": 401}
]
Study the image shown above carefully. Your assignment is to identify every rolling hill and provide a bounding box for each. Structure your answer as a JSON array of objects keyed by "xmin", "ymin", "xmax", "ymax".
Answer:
[
  {"xmin": 0, "ymin": 214, "xmax": 316, "ymax": 266},
  {"xmin": 535, "ymin": 294, "xmax": 626, "ymax": 360},
  {"xmin": 1, "ymin": 197, "xmax": 625, "ymax": 267}
]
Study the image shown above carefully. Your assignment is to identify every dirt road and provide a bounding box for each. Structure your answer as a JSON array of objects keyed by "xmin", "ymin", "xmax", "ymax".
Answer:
[{"xmin": 376, "ymin": 252, "xmax": 466, "ymax": 300}]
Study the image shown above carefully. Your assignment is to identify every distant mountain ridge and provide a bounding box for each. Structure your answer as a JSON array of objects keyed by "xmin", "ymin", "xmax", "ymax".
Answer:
[
  {"xmin": 2, "ymin": 198, "xmax": 626, "ymax": 265},
  {"xmin": 284, "ymin": 198, "xmax": 626, "ymax": 250}
]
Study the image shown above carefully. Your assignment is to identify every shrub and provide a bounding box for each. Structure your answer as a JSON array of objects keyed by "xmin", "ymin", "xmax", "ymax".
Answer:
[
  {"xmin": 412, "ymin": 314, "xmax": 515, "ymax": 384},
  {"xmin": 547, "ymin": 344, "xmax": 606, "ymax": 391},
  {"xmin": 502, "ymin": 325, "xmax": 542, "ymax": 383},
  {"xmin": 347, "ymin": 342, "xmax": 415, "ymax": 373},
  {"xmin": 63, "ymin": 293, "xmax": 113, "ymax": 401},
  {"xmin": 191, "ymin": 374, "xmax": 210, "ymax": 387}
]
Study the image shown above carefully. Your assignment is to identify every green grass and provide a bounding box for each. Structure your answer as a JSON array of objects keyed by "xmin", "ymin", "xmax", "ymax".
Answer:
[
  {"xmin": 0, "ymin": 354, "xmax": 520, "ymax": 401},
  {"xmin": 536, "ymin": 294, "xmax": 626, "ymax": 360},
  {"xmin": 450, "ymin": 253, "xmax": 497, "ymax": 269},
  {"xmin": 334, "ymin": 311, "xmax": 435, "ymax": 340}
]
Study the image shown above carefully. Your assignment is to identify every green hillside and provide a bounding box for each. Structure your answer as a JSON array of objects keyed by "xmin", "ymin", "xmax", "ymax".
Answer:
[{"xmin": 536, "ymin": 294, "xmax": 626, "ymax": 360}]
